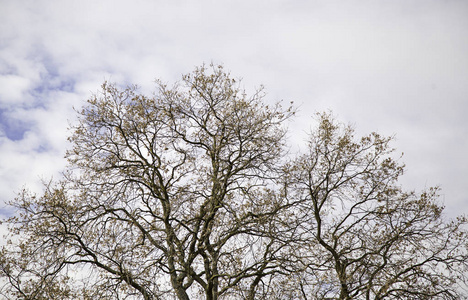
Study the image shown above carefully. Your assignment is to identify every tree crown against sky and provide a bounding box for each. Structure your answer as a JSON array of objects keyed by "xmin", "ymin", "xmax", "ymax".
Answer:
[{"xmin": 1, "ymin": 65, "xmax": 467, "ymax": 300}]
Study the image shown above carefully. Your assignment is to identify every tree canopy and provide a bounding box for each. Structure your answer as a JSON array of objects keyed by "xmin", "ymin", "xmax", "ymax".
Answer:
[{"xmin": 1, "ymin": 65, "xmax": 467, "ymax": 299}]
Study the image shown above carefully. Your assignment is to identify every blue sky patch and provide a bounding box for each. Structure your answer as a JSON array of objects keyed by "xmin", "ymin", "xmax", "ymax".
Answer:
[{"xmin": 0, "ymin": 108, "xmax": 31, "ymax": 141}]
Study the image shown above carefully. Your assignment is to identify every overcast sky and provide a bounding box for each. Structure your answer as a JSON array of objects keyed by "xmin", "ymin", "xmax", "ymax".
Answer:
[{"xmin": 1, "ymin": 0, "xmax": 467, "ymax": 219}]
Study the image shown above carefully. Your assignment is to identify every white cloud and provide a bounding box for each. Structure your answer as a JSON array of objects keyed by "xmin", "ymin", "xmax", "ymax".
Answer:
[
  {"xmin": 0, "ymin": 75, "xmax": 33, "ymax": 105},
  {"xmin": 0, "ymin": 0, "xmax": 467, "ymax": 219}
]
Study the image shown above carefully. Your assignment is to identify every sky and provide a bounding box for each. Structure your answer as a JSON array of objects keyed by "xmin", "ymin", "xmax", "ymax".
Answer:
[{"xmin": 0, "ymin": 0, "xmax": 467, "ymax": 220}]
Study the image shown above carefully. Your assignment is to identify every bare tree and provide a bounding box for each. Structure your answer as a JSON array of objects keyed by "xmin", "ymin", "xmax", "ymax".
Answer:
[
  {"xmin": 287, "ymin": 113, "xmax": 468, "ymax": 299},
  {"xmin": 0, "ymin": 65, "xmax": 296, "ymax": 300},
  {"xmin": 1, "ymin": 65, "xmax": 467, "ymax": 299}
]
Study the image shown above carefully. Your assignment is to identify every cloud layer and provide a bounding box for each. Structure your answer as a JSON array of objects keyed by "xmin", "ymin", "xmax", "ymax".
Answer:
[{"xmin": 1, "ymin": 0, "xmax": 467, "ymax": 218}]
